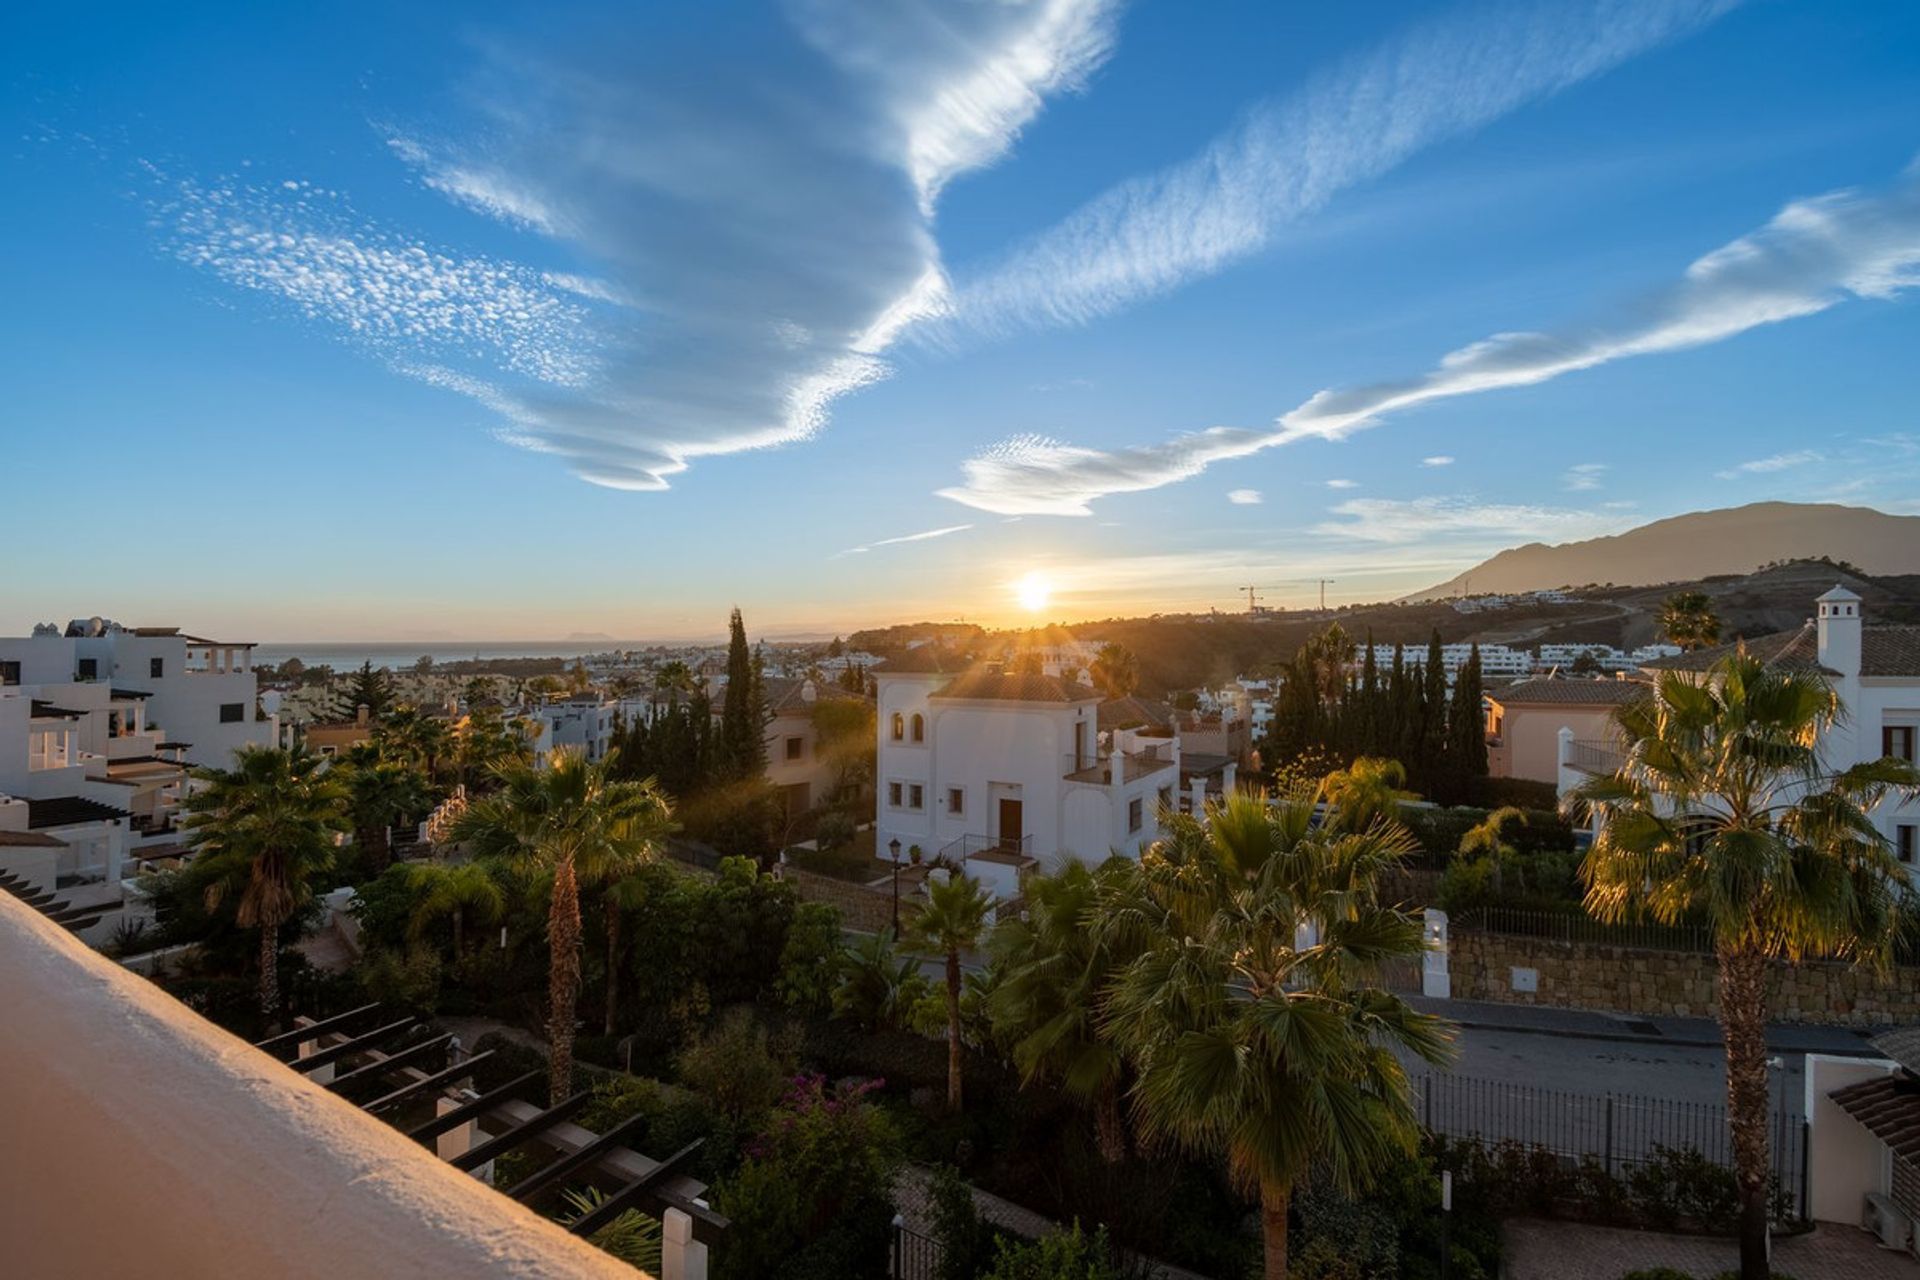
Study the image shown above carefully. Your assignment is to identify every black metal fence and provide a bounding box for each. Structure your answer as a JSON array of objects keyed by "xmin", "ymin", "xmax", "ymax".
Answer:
[
  {"xmin": 1452, "ymin": 906, "xmax": 1715, "ymax": 953},
  {"xmin": 1417, "ymin": 1071, "xmax": 1809, "ymax": 1221},
  {"xmin": 890, "ymin": 1220, "xmax": 941, "ymax": 1280}
]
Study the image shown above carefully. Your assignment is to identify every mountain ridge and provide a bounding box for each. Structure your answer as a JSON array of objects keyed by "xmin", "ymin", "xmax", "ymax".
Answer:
[{"xmin": 1408, "ymin": 502, "xmax": 1920, "ymax": 600}]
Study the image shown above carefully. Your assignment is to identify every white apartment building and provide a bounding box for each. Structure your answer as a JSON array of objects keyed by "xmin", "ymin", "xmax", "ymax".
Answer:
[
  {"xmin": 1536, "ymin": 641, "xmax": 1683, "ymax": 673},
  {"xmin": 0, "ymin": 617, "xmax": 270, "ymax": 942},
  {"xmin": 529, "ymin": 693, "xmax": 658, "ymax": 766},
  {"xmin": 1581, "ymin": 587, "xmax": 1920, "ymax": 863},
  {"xmin": 874, "ymin": 652, "xmax": 1179, "ymax": 901},
  {"xmin": 1, "ymin": 619, "xmax": 274, "ymax": 770},
  {"xmin": 1361, "ymin": 642, "xmax": 1532, "ymax": 681}
]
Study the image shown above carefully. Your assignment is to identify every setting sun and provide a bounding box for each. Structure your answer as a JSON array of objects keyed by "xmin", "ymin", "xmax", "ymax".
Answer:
[{"xmin": 1014, "ymin": 571, "xmax": 1053, "ymax": 613}]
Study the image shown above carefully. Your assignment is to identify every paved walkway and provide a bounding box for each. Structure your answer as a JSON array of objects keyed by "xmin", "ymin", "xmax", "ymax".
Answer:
[
  {"xmin": 1504, "ymin": 1218, "xmax": 1920, "ymax": 1279},
  {"xmin": 1406, "ymin": 995, "xmax": 1881, "ymax": 1057}
]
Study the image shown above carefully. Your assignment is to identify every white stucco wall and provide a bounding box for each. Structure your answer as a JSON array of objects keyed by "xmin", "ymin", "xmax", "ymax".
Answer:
[
  {"xmin": 0, "ymin": 892, "xmax": 643, "ymax": 1280},
  {"xmin": 1805, "ymin": 1054, "xmax": 1900, "ymax": 1225}
]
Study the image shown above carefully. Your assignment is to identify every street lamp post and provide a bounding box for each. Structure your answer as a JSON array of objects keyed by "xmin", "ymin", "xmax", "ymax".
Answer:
[{"xmin": 888, "ymin": 837, "xmax": 903, "ymax": 934}]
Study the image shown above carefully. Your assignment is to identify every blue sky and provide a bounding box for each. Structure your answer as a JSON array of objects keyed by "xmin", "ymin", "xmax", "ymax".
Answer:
[{"xmin": 4, "ymin": 0, "xmax": 1919, "ymax": 640}]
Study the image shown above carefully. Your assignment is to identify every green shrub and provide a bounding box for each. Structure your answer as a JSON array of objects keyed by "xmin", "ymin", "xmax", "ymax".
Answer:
[
  {"xmin": 926, "ymin": 1164, "xmax": 997, "ymax": 1280},
  {"xmin": 1292, "ymin": 1182, "xmax": 1400, "ymax": 1279},
  {"xmin": 774, "ymin": 902, "xmax": 845, "ymax": 1013},
  {"xmin": 714, "ymin": 1075, "xmax": 901, "ymax": 1280},
  {"xmin": 677, "ymin": 1007, "xmax": 799, "ymax": 1122},
  {"xmin": 978, "ymin": 1223, "xmax": 1129, "ymax": 1280}
]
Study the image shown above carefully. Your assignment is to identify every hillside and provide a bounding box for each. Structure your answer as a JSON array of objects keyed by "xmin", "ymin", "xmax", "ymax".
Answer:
[{"xmin": 1408, "ymin": 502, "xmax": 1920, "ymax": 600}]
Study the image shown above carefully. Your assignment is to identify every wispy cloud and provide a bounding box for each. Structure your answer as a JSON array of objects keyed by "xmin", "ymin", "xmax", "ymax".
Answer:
[
  {"xmin": 1227, "ymin": 489, "xmax": 1263, "ymax": 505},
  {"xmin": 1314, "ymin": 496, "xmax": 1627, "ymax": 545},
  {"xmin": 941, "ymin": 158, "xmax": 1920, "ymax": 515},
  {"xmin": 1422, "ymin": 455, "xmax": 1456, "ymax": 468},
  {"xmin": 154, "ymin": 2, "xmax": 1117, "ymax": 492},
  {"xmin": 1562, "ymin": 462, "xmax": 1608, "ymax": 491},
  {"xmin": 1324, "ymin": 478, "xmax": 1358, "ymax": 490},
  {"xmin": 1714, "ymin": 449, "xmax": 1823, "ymax": 479},
  {"xmin": 940, "ymin": 0, "xmax": 1738, "ymax": 337},
  {"xmin": 835, "ymin": 522, "xmax": 975, "ymax": 557}
]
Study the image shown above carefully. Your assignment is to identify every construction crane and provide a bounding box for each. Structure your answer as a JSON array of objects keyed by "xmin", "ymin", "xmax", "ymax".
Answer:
[
  {"xmin": 1238, "ymin": 585, "xmax": 1288, "ymax": 615},
  {"xmin": 1314, "ymin": 578, "xmax": 1336, "ymax": 611}
]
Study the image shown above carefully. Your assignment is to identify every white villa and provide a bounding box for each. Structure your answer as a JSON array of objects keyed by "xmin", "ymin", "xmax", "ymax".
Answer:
[
  {"xmin": 873, "ymin": 650, "xmax": 1185, "ymax": 901},
  {"xmin": 1566, "ymin": 587, "xmax": 1919, "ymax": 863},
  {"xmin": 0, "ymin": 617, "xmax": 276, "ymax": 942}
]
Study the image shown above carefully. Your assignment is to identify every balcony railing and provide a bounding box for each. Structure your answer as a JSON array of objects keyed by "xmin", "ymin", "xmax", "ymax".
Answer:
[
  {"xmin": 1062, "ymin": 747, "xmax": 1177, "ymax": 785},
  {"xmin": 936, "ymin": 833, "xmax": 1034, "ymax": 865},
  {"xmin": 1565, "ymin": 739, "xmax": 1624, "ymax": 775}
]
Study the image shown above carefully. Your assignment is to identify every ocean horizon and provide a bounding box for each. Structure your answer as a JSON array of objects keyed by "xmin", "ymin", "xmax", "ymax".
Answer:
[{"xmin": 251, "ymin": 641, "xmax": 693, "ymax": 671}]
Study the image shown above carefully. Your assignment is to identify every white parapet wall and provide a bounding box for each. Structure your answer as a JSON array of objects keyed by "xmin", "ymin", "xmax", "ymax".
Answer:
[
  {"xmin": 0, "ymin": 892, "xmax": 644, "ymax": 1280},
  {"xmin": 1805, "ymin": 1053, "xmax": 1900, "ymax": 1225}
]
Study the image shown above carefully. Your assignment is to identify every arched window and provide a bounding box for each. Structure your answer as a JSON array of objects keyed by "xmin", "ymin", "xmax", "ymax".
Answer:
[
  {"xmin": 910, "ymin": 713, "xmax": 925, "ymax": 743},
  {"xmin": 890, "ymin": 712, "xmax": 905, "ymax": 741}
]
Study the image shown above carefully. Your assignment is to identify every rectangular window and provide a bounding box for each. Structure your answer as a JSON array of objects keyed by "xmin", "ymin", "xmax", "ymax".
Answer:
[
  {"xmin": 1900, "ymin": 826, "xmax": 1917, "ymax": 865},
  {"xmin": 785, "ymin": 735, "xmax": 804, "ymax": 761},
  {"xmin": 888, "ymin": 782, "xmax": 903, "ymax": 808},
  {"xmin": 948, "ymin": 788, "xmax": 964, "ymax": 816},
  {"xmin": 150, "ymin": 656, "xmax": 165, "ymax": 679},
  {"xmin": 1886, "ymin": 725, "xmax": 1917, "ymax": 763},
  {"xmin": 219, "ymin": 702, "xmax": 244, "ymax": 723},
  {"xmin": 76, "ymin": 658, "xmax": 98, "ymax": 680},
  {"xmin": 0, "ymin": 660, "xmax": 18, "ymax": 686},
  {"xmin": 908, "ymin": 784, "xmax": 924, "ymax": 810},
  {"xmin": 1128, "ymin": 797, "xmax": 1144, "ymax": 833}
]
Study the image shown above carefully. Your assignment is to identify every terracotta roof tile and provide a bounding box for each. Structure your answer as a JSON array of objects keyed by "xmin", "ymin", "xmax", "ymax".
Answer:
[
  {"xmin": 931, "ymin": 668, "xmax": 1100, "ymax": 703},
  {"xmin": 1487, "ymin": 678, "xmax": 1651, "ymax": 707}
]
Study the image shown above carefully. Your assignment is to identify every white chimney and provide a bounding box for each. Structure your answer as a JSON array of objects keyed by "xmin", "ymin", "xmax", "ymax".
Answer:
[{"xmin": 1815, "ymin": 585, "xmax": 1862, "ymax": 679}]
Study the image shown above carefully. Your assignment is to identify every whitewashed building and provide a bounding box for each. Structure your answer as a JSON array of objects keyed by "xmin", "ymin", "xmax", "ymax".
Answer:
[
  {"xmin": 874, "ymin": 651, "xmax": 1179, "ymax": 901},
  {"xmin": 1587, "ymin": 587, "xmax": 1920, "ymax": 863},
  {"xmin": 0, "ymin": 617, "xmax": 271, "ymax": 943}
]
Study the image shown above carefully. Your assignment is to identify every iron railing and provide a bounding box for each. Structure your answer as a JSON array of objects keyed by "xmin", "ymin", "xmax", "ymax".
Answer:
[
  {"xmin": 1416, "ymin": 1070, "xmax": 1809, "ymax": 1222},
  {"xmin": 1452, "ymin": 906, "xmax": 1716, "ymax": 953},
  {"xmin": 1566, "ymin": 738, "xmax": 1624, "ymax": 775},
  {"xmin": 890, "ymin": 1219, "xmax": 941, "ymax": 1280}
]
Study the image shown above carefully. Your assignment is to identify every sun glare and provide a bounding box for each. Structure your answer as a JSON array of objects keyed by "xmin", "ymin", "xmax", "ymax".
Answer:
[{"xmin": 1015, "ymin": 571, "xmax": 1053, "ymax": 614}]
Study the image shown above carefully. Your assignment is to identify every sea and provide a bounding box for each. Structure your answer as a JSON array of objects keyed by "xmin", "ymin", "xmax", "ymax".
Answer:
[{"xmin": 251, "ymin": 642, "xmax": 663, "ymax": 671}]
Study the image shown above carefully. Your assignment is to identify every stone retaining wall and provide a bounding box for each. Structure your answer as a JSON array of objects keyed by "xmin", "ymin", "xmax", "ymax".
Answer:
[
  {"xmin": 779, "ymin": 865, "xmax": 918, "ymax": 933},
  {"xmin": 1452, "ymin": 929, "xmax": 1920, "ymax": 1027}
]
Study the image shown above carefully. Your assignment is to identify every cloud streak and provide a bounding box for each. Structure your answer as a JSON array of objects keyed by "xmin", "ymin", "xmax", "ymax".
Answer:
[
  {"xmin": 155, "ymin": 1, "xmax": 1118, "ymax": 492},
  {"xmin": 1715, "ymin": 448, "xmax": 1822, "ymax": 478},
  {"xmin": 941, "ymin": 158, "xmax": 1920, "ymax": 515},
  {"xmin": 835, "ymin": 522, "xmax": 975, "ymax": 557},
  {"xmin": 1314, "ymin": 496, "xmax": 1626, "ymax": 544},
  {"xmin": 940, "ymin": 0, "xmax": 1739, "ymax": 337}
]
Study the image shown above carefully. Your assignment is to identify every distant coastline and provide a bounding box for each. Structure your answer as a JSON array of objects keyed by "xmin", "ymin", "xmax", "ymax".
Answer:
[{"xmin": 252, "ymin": 642, "xmax": 670, "ymax": 671}]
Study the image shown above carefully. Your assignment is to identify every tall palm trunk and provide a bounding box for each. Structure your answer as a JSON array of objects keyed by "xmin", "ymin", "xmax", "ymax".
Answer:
[
  {"xmin": 1094, "ymin": 1076, "xmax": 1126, "ymax": 1164},
  {"xmin": 1718, "ymin": 945, "xmax": 1772, "ymax": 1280},
  {"xmin": 258, "ymin": 919, "xmax": 280, "ymax": 1021},
  {"xmin": 944, "ymin": 948, "xmax": 964, "ymax": 1112},
  {"xmin": 1259, "ymin": 1178, "xmax": 1290, "ymax": 1280},
  {"xmin": 452, "ymin": 905, "xmax": 465, "ymax": 957},
  {"xmin": 548, "ymin": 853, "xmax": 582, "ymax": 1105},
  {"xmin": 604, "ymin": 898, "xmax": 622, "ymax": 1036}
]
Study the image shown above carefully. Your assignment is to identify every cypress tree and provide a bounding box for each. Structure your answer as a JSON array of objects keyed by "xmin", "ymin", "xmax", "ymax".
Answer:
[
  {"xmin": 1358, "ymin": 632, "xmax": 1380, "ymax": 757},
  {"xmin": 1418, "ymin": 629, "xmax": 1449, "ymax": 793},
  {"xmin": 1448, "ymin": 643, "xmax": 1489, "ymax": 799},
  {"xmin": 719, "ymin": 608, "xmax": 765, "ymax": 779}
]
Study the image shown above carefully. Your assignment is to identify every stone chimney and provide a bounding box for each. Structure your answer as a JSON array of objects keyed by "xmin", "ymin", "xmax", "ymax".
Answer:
[
  {"xmin": 355, "ymin": 704, "xmax": 370, "ymax": 728},
  {"xmin": 1816, "ymin": 585, "xmax": 1862, "ymax": 679}
]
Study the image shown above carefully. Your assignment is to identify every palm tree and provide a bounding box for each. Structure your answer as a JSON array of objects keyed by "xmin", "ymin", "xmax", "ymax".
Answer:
[
  {"xmin": 1098, "ymin": 790, "xmax": 1455, "ymax": 1280},
  {"xmin": 990, "ymin": 858, "xmax": 1140, "ymax": 1160},
  {"xmin": 184, "ymin": 745, "xmax": 348, "ymax": 1020},
  {"xmin": 340, "ymin": 753, "xmax": 430, "ymax": 872},
  {"xmin": 1658, "ymin": 590, "xmax": 1723, "ymax": 651},
  {"xmin": 1089, "ymin": 643, "xmax": 1140, "ymax": 699},
  {"xmin": 1317, "ymin": 756, "xmax": 1415, "ymax": 833},
  {"xmin": 906, "ymin": 873, "xmax": 994, "ymax": 1111},
  {"xmin": 1459, "ymin": 805, "xmax": 1528, "ymax": 896},
  {"xmin": 450, "ymin": 748, "xmax": 675, "ymax": 1102},
  {"xmin": 832, "ymin": 928, "xmax": 931, "ymax": 1031},
  {"xmin": 1569, "ymin": 654, "xmax": 1918, "ymax": 1279},
  {"xmin": 404, "ymin": 861, "xmax": 505, "ymax": 957},
  {"xmin": 594, "ymin": 799, "xmax": 676, "ymax": 1036}
]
